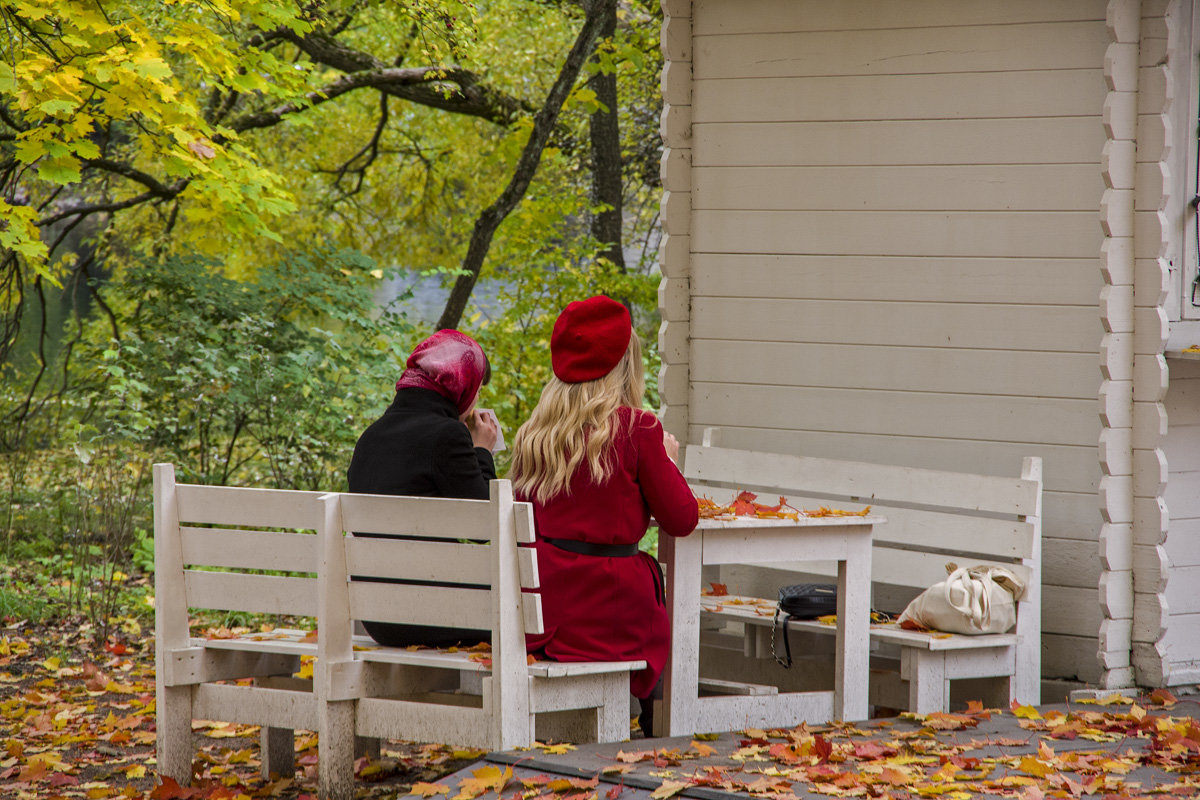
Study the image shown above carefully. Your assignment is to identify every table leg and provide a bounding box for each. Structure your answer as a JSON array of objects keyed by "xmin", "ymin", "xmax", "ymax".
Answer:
[
  {"xmin": 661, "ymin": 532, "xmax": 703, "ymax": 737},
  {"xmin": 835, "ymin": 531, "xmax": 872, "ymax": 721}
]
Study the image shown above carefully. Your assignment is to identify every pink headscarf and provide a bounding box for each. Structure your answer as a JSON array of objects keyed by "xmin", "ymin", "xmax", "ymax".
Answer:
[{"xmin": 395, "ymin": 330, "xmax": 488, "ymax": 415}]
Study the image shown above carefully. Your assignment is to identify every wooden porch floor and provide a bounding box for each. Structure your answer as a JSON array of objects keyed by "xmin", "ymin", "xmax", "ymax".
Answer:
[{"xmin": 432, "ymin": 694, "xmax": 1200, "ymax": 799}]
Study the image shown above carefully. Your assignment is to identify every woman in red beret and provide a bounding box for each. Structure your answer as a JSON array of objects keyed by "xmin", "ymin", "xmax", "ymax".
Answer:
[
  {"xmin": 509, "ymin": 295, "xmax": 699, "ymax": 734},
  {"xmin": 347, "ymin": 328, "xmax": 499, "ymax": 647}
]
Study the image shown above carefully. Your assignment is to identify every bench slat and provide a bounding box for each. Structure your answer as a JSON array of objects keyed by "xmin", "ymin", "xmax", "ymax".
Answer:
[
  {"xmin": 181, "ymin": 527, "xmax": 317, "ymax": 572},
  {"xmin": 184, "ymin": 570, "xmax": 317, "ymax": 616},
  {"xmin": 356, "ymin": 697, "xmax": 487, "ymax": 745},
  {"xmin": 193, "ymin": 683, "xmax": 318, "ymax": 731},
  {"xmin": 345, "ymin": 537, "xmax": 491, "ymax": 584},
  {"xmin": 685, "ymin": 444, "xmax": 1040, "ymax": 516},
  {"xmin": 349, "ymin": 582, "xmax": 492, "ymax": 630},
  {"xmin": 175, "ymin": 484, "xmax": 325, "ymax": 530},
  {"xmin": 338, "ymin": 493, "xmax": 496, "ymax": 540}
]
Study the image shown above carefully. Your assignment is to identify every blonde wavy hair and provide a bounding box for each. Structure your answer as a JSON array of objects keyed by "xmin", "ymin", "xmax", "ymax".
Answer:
[{"xmin": 510, "ymin": 335, "xmax": 645, "ymax": 504}]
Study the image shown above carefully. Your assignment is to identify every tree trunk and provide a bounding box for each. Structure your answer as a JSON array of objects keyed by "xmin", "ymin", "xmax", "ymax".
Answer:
[
  {"xmin": 436, "ymin": 0, "xmax": 617, "ymax": 331},
  {"xmin": 589, "ymin": 4, "xmax": 625, "ymax": 272}
]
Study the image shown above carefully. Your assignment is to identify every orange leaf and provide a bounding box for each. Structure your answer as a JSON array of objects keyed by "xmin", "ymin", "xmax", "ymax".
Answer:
[
  {"xmin": 409, "ymin": 782, "xmax": 451, "ymax": 797},
  {"xmin": 707, "ymin": 582, "xmax": 729, "ymax": 597}
]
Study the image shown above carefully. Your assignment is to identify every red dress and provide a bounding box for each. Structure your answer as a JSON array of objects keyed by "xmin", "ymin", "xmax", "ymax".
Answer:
[{"xmin": 521, "ymin": 408, "xmax": 699, "ymax": 698}]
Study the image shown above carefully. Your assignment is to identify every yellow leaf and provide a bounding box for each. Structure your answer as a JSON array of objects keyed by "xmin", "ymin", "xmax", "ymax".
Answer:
[
  {"xmin": 1129, "ymin": 703, "xmax": 1146, "ymax": 720},
  {"xmin": 1017, "ymin": 756, "xmax": 1053, "ymax": 778},
  {"xmin": 1010, "ymin": 703, "xmax": 1041, "ymax": 719},
  {"xmin": 124, "ymin": 764, "xmax": 146, "ymax": 778},
  {"xmin": 650, "ymin": 780, "xmax": 688, "ymax": 800},
  {"xmin": 691, "ymin": 741, "xmax": 717, "ymax": 757},
  {"xmin": 410, "ymin": 782, "xmax": 451, "ymax": 797}
]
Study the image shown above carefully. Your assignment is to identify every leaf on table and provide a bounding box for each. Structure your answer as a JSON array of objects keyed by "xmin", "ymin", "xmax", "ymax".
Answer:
[{"xmin": 706, "ymin": 582, "xmax": 729, "ymax": 597}]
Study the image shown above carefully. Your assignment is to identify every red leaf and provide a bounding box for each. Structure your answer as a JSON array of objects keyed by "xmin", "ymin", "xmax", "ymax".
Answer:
[
  {"xmin": 813, "ymin": 735, "xmax": 833, "ymax": 764},
  {"xmin": 707, "ymin": 582, "xmax": 729, "ymax": 597},
  {"xmin": 105, "ymin": 640, "xmax": 128, "ymax": 655},
  {"xmin": 149, "ymin": 776, "xmax": 200, "ymax": 799}
]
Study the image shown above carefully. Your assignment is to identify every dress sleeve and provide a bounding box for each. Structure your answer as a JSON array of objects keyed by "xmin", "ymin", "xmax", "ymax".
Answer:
[
  {"xmin": 633, "ymin": 412, "xmax": 699, "ymax": 538},
  {"xmin": 431, "ymin": 421, "xmax": 494, "ymax": 500}
]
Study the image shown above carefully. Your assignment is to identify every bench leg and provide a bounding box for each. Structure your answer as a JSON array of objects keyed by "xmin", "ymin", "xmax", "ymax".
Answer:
[
  {"xmin": 596, "ymin": 673, "xmax": 632, "ymax": 743},
  {"xmin": 318, "ymin": 700, "xmax": 356, "ymax": 800},
  {"xmin": 902, "ymin": 649, "xmax": 949, "ymax": 714},
  {"xmin": 260, "ymin": 726, "xmax": 295, "ymax": 779},
  {"xmin": 156, "ymin": 684, "xmax": 194, "ymax": 784}
]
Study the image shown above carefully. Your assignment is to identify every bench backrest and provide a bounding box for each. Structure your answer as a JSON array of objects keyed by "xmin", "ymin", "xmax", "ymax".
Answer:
[
  {"xmin": 683, "ymin": 430, "xmax": 1043, "ymax": 605},
  {"xmin": 153, "ymin": 463, "xmax": 542, "ymax": 644},
  {"xmin": 153, "ymin": 464, "xmax": 328, "ymax": 650}
]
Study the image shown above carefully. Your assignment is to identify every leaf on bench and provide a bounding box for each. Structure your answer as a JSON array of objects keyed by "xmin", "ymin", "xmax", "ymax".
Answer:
[
  {"xmin": 704, "ymin": 582, "xmax": 729, "ymax": 596},
  {"xmin": 410, "ymin": 781, "xmax": 451, "ymax": 797}
]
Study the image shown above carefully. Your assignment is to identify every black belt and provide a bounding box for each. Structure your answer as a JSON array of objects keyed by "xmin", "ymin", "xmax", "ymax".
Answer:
[{"xmin": 543, "ymin": 537, "xmax": 639, "ymax": 557}]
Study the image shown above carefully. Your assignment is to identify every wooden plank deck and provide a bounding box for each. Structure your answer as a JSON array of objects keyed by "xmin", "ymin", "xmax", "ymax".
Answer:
[{"xmin": 428, "ymin": 695, "xmax": 1200, "ymax": 800}]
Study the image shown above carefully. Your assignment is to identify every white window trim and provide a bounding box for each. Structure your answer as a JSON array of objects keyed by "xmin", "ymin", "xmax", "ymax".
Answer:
[{"xmin": 1167, "ymin": 0, "xmax": 1200, "ymax": 350}]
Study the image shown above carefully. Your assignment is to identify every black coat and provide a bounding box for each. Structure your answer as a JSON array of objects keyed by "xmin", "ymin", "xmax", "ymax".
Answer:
[
  {"xmin": 347, "ymin": 387, "xmax": 496, "ymax": 498},
  {"xmin": 346, "ymin": 387, "xmax": 496, "ymax": 647}
]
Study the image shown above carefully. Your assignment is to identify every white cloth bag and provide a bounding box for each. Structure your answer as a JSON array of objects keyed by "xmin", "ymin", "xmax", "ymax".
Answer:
[{"xmin": 897, "ymin": 563, "xmax": 1025, "ymax": 635}]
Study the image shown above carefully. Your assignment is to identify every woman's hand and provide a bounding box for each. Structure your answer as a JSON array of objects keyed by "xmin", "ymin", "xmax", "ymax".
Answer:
[
  {"xmin": 663, "ymin": 430, "xmax": 680, "ymax": 463},
  {"xmin": 463, "ymin": 408, "xmax": 499, "ymax": 451}
]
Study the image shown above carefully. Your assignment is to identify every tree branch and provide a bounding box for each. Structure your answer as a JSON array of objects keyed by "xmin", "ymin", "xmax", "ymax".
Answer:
[{"xmin": 435, "ymin": 0, "xmax": 617, "ymax": 331}]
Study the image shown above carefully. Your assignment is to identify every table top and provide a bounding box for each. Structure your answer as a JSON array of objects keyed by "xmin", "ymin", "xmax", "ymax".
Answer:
[{"xmin": 692, "ymin": 514, "xmax": 885, "ymax": 530}]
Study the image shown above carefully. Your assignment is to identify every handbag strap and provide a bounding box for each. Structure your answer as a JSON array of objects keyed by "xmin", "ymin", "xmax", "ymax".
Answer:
[{"xmin": 771, "ymin": 606, "xmax": 794, "ymax": 668}]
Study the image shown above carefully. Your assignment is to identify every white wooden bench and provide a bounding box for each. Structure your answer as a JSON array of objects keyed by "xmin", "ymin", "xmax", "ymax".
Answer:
[
  {"xmin": 683, "ymin": 431, "xmax": 1043, "ymax": 715},
  {"xmin": 153, "ymin": 464, "xmax": 643, "ymax": 800}
]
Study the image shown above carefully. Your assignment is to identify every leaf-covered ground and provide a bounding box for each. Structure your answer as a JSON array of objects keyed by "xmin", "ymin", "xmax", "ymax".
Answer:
[
  {"xmin": 4, "ymin": 615, "xmax": 1199, "ymax": 800},
  {"xmin": 0, "ymin": 618, "xmax": 486, "ymax": 800}
]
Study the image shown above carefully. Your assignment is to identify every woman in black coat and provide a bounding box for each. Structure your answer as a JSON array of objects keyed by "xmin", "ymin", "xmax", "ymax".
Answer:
[{"xmin": 347, "ymin": 329, "xmax": 499, "ymax": 646}]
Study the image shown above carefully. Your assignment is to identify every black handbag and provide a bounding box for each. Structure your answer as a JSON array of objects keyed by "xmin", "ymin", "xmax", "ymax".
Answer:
[{"xmin": 772, "ymin": 583, "xmax": 838, "ymax": 667}]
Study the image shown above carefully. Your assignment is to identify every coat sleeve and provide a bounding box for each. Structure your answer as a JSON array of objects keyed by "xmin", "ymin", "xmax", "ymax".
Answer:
[
  {"xmin": 633, "ymin": 412, "xmax": 699, "ymax": 538},
  {"xmin": 431, "ymin": 421, "xmax": 495, "ymax": 500}
]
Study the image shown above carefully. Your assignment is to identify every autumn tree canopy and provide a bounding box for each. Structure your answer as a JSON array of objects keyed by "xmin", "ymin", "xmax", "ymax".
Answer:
[{"xmin": 1, "ymin": 0, "xmax": 663, "ymax": 425}]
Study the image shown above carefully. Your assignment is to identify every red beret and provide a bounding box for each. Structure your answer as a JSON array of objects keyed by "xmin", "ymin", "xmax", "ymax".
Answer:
[{"xmin": 551, "ymin": 295, "xmax": 632, "ymax": 383}]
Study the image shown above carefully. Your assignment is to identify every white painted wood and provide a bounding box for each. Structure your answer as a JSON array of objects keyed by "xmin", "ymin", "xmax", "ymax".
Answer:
[
  {"xmin": 192, "ymin": 683, "xmax": 319, "ymax": 730},
  {"xmin": 693, "ymin": 72, "xmax": 1104, "ymax": 124},
  {"xmin": 692, "ymin": 254, "xmax": 1101, "ymax": 306},
  {"xmin": 693, "ymin": 118, "xmax": 1105, "ymax": 168},
  {"xmin": 347, "ymin": 582, "xmax": 493, "ymax": 630},
  {"xmin": 690, "ymin": 692, "xmax": 835, "ymax": 735},
  {"xmin": 684, "ymin": 439, "xmax": 1041, "ymax": 712},
  {"xmin": 692, "ymin": 385, "xmax": 1095, "ymax": 448},
  {"xmin": 687, "ymin": 445, "xmax": 1041, "ymax": 516},
  {"xmin": 658, "ymin": 232, "xmax": 690, "ymax": 278},
  {"xmin": 184, "ymin": 570, "xmax": 317, "ymax": 617},
  {"xmin": 690, "ymin": 297, "xmax": 1100, "ymax": 353},
  {"xmin": 175, "ymin": 484, "xmax": 323, "ymax": 529},
  {"xmin": 658, "ymin": 276, "xmax": 690, "ymax": 321},
  {"xmin": 337, "ymin": 492, "xmax": 495, "ymax": 539},
  {"xmin": 156, "ymin": 471, "xmax": 643, "ymax": 799},
  {"xmin": 344, "ymin": 538, "xmax": 491, "ymax": 584},
  {"xmin": 691, "ymin": 210, "xmax": 1102, "ymax": 260},
  {"xmin": 690, "ymin": 0, "xmax": 1104, "ymax": 35},
  {"xmin": 179, "ymin": 528, "xmax": 317, "ymax": 572},
  {"xmin": 154, "ymin": 464, "xmax": 195, "ymax": 785},
  {"xmin": 1043, "ymin": 585, "xmax": 1104, "ymax": 635},
  {"xmin": 693, "ymin": 22, "xmax": 1106, "ymax": 80},
  {"xmin": 661, "ymin": 13, "xmax": 691, "ymax": 62},
  {"xmin": 693, "ymin": 164, "xmax": 1104, "ymax": 212}
]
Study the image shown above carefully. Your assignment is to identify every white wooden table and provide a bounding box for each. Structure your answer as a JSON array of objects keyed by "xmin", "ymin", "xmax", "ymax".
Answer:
[{"xmin": 658, "ymin": 514, "xmax": 881, "ymax": 736}]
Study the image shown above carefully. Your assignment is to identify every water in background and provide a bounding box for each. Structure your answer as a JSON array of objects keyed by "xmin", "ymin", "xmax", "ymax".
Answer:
[{"xmin": 377, "ymin": 271, "xmax": 507, "ymax": 325}]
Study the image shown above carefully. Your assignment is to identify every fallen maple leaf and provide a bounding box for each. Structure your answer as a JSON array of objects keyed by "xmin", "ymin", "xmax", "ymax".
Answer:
[
  {"xmin": 706, "ymin": 582, "xmax": 729, "ymax": 597},
  {"xmin": 649, "ymin": 780, "xmax": 688, "ymax": 800},
  {"xmin": 452, "ymin": 764, "xmax": 512, "ymax": 800},
  {"xmin": 410, "ymin": 781, "xmax": 451, "ymax": 797}
]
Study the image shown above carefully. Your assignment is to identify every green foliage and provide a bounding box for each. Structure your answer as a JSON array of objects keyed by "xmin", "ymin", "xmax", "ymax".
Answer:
[{"xmin": 85, "ymin": 247, "xmax": 414, "ymax": 488}]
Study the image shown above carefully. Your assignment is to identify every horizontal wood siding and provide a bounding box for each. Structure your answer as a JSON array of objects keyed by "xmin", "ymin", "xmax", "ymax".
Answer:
[
  {"xmin": 688, "ymin": 0, "xmax": 1107, "ymax": 682},
  {"xmin": 1162, "ymin": 359, "xmax": 1200, "ymax": 681}
]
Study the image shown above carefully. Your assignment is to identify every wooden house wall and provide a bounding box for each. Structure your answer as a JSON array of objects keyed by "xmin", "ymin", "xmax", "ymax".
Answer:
[
  {"xmin": 666, "ymin": 0, "xmax": 1111, "ymax": 682},
  {"xmin": 1155, "ymin": 359, "xmax": 1200, "ymax": 684}
]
